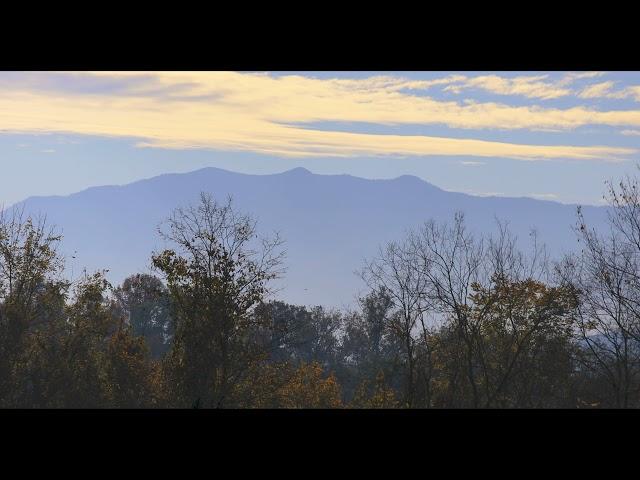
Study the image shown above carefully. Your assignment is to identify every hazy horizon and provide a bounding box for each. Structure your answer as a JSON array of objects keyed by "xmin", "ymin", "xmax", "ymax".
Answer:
[
  {"xmin": 12, "ymin": 165, "xmax": 610, "ymax": 309},
  {"xmin": 4, "ymin": 163, "xmax": 621, "ymax": 209}
]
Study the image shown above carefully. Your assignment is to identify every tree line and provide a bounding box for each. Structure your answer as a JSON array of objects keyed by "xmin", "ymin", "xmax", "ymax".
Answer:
[{"xmin": 2, "ymin": 172, "xmax": 640, "ymax": 408}]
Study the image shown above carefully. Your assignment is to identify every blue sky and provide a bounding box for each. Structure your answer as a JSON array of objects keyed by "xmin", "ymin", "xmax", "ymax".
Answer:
[{"xmin": 2, "ymin": 71, "xmax": 640, "ymax": 207}]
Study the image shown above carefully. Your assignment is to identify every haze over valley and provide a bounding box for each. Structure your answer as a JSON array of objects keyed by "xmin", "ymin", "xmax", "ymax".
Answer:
[{"xmin": 14, "ymin": 166, "xmax": 609, "ymax": 307}]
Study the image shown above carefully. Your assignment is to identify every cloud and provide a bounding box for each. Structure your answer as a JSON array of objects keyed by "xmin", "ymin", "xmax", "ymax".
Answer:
[
  {"xmin": 578, "ymin": 81, "xmax": 615, "ymax": 98},
  {"xmin": 626, "ymin": 86, "xmax": 640, "ymax": 102},
  {"xmin": 462, "ymin": 190, "xmax": 505, "ymax": 197},
  {"xmin": 556, "ymin": 71, "xmax": 606, "ymax": 86},
  {"xmin": 578, "ymin": 81, "xmax": 629, "ymax": 99},
  {"xmin": 529, "ymin": 193, "xmax": 559, "ymax": 200},
  {"xmin": 460, "ymin": 161, "xmax": 486, "ymax": 167},
  {"xmin": 463, "ymin": 191, "xmax": 560, "ymax": 201},
  {"xmin": 445, "ymin": 72, "xmax": 609, "ymax": 100},
  {"xmin": 328, "ymin": 74, "xmax": 468, "ymax": 92},
  {"xmin": 577, "ymin": 81, "xmax": 640, "ymax": 102},
  {"xmin": 0, "ymin": 71, "xmax": 636, "ymax": 162},
  {"xmin": 444, "ymin": 74, "xmax": 571, "ymax": 100},
  {"xmin": 621, "ymin": 129, "xmax": 640, "ymax": 136}
]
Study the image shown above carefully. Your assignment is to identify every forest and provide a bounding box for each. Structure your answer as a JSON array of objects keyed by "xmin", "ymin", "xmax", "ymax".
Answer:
[{"xmin": 2, "ymin": 171, "xmax": 640, "ymax": 409}]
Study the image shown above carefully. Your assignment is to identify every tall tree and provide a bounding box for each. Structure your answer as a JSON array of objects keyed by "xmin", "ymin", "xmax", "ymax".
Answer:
[
  {"xmin": 114, "ymin": 273, "xmax": 172, "ymax": 358},
  {"xmin": 0, "ymin": 207, "xmax": 64, "ymax": 405},
  {"xmin": 360, "ymin": 235, "xmax": 431, "ymax": 407},
  {"xmin": 557, "ymin": 171, "xmax": 640, "ymax": 407},
  {"xmin": 152, "ymin": 193, "xmax": 284, "ymax": 408}
]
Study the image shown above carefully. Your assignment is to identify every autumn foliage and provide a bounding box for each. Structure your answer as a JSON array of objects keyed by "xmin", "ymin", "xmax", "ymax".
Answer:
[{"xmin": 3, "ymin": 173, "xmax": 640, "ymax": 409}]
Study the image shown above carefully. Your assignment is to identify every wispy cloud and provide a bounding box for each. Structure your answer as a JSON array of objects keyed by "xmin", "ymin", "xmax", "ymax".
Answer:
[
  {"xmin": 627, "ymin": 86, "xmax": 640, "ymax": 102},
  {"xmin": 577, "ymin": 81, "xmax": 640, "ymax": 102},
  {"xmin": 460, "ymin": 161, "xmax": 486, "ymax": 167},
  {"xmin": 444, "ymin": 74, "xmax": 571, "ymax": 100},
  {"xmin": 443, "ymin": 72, "xmax": 606, "ymax": 100},
  {"xmin": 0, "ymin": 71, "xmax": 636, "ymax": 162},
  {"xmin": 621, "ymin": 129, "xmax": 640, "ymax": 136},
  {"xmin": 556, "ymin": 71, "xmax": 606, "ymax": 86},
  {"xmin": 529, "ymin": 193, "xmax": 559, "ymax": 200},
  {"xmin": 462, "ymin": 190, "xmax": 505, "ymax": 198},
  {"xmin": 578, "ymin": 81, "xmax": 629, "ymax": 99}
]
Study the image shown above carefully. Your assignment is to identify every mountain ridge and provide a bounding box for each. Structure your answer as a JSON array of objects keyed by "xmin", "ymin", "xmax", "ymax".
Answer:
[
  {"xmin": 11, "ymin": 166, "xmax": 608, "ymax": 307},
  {"xmin": 16, "ymin": 166, "xmax": 591, "ymax": 208}
]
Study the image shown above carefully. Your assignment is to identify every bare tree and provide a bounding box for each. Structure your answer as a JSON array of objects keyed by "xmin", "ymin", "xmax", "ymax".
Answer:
[
  {"xmin": 555, "ymin": 173, "xmax": 640, "ymax": 407},
  {"xmin": 360, "ymin": 234, "xmax": 430, "ymax": 407},
  {"xmin": 408, "ymin": 212, "xmax": 486, "ymax": 406},
  {"xmin": 362, "ymin": 212, "xmax": 570, "ymax": 408}
]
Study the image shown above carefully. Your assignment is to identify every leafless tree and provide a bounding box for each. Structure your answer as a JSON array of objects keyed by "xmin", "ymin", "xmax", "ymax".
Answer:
[
  {"xmin": 360, "ymin": 234, "xmax": 430, "ymax": 407},
  {"xmin": 362, "ymin": 211, "xmax": 564, "ymax": 407},
  {"xmin": 407, "ymin": 213, "xmax": 486, "ymax": 406},
  {"xmin": 555, "ymin": 173, "xmax": 640, "ymax": 407}
]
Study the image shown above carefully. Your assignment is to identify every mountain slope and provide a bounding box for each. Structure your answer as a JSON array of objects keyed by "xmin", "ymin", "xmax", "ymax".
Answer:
[{"xmin": 15, "ymin": 167, "xmax": 608, "ymax": 307}]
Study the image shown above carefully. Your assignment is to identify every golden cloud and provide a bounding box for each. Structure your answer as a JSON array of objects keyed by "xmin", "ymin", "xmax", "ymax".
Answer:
[{"xmin": 0, "ymin": 71, "xmax": 636, "ymax": 162}]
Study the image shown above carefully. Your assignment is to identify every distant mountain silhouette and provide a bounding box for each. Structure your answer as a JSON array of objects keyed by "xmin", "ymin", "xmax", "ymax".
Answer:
[{"xmin": 13, "ymin": 167, "xmax": 609, "ymax": 308}]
